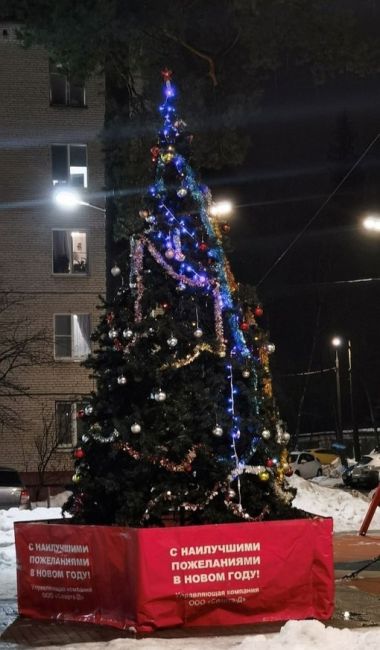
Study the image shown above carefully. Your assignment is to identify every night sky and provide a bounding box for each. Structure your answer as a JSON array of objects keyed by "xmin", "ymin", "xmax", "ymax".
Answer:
[{"xmin": 207, "ymin": 61, "xmax": 380, "ymax": 445}]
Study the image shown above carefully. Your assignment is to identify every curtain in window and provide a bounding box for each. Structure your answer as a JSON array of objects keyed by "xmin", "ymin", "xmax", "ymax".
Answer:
[
  {"xmin": 53, "ymin": 231, "xmax": 71, "ymax": 273},
  {"xmin": 73, "ymin": 314, "xmax": 90, "ymax": 358},
  {"xmin": 51, "ymin": 145, "xmax": 68, "ymax": 183}
]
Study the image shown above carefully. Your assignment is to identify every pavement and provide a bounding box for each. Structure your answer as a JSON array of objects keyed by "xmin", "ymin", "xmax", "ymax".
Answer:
[{"xmin": 1, "ymin": 531, "xmax": 380, "ymax": 648}]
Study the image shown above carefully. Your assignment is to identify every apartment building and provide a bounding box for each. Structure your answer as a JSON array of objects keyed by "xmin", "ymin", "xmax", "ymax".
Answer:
[{"xmin": 0, "ymin": 24, "xmax": 106, "ymax": 490}]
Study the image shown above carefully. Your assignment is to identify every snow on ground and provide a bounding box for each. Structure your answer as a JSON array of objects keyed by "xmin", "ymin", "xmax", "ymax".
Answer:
[
  {"xmin": 288, "ymin": 473, "xmax": 380, "ymax": 531},
  {"xmin": 1, "ymin": 482, "xmax": 380, "ymax": 649},
  {"xmin": 0, "ymin": 504, "xmax": 65, "ymax": 599},
  {"xmin": 12, "ymin": 620, "xmax": 380, "ymax": 650}
]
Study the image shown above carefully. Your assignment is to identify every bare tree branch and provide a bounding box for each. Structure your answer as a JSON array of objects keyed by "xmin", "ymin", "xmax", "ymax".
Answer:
[
  {"xmin": 163, "ymin": 30, "xmax": 218, "ymax": 87},
  {"xmin": 0, "ymin": 292, "xmax": 51, "ymax": 428}
]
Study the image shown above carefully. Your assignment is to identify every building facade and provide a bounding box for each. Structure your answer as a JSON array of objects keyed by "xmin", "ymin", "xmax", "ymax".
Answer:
[{"xmin": 0, "ymin": 24, "xmax": 106, "ymax": 492}]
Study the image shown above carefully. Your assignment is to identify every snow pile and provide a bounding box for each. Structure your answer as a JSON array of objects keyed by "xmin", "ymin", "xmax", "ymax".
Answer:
[
  {"xmin": 240, "ymin": 619, "xmax": 378, "ymax": 650},
  {"xmin": 26, "ymin": 620, "xmax": 380, "ymax": 650},
  {"xmin": 0, "ymin": 505, "xmax": 64, "ymax": 598},
  {"xmin": 287, "ymin": 473, "xmax": 380, "ymax": 531}
]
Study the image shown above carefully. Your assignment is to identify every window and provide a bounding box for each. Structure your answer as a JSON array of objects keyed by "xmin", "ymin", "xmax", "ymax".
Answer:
[
  {"xmin": 52, "ymin": 230, "xmax": 88, "ymax": 274},
  {"xmin": 49, "ymin": 61, "xmax": 85, "ymax": 107},
  {"xmin": 54, "ymin": 314, "xmax": 91, "ymax": 360},
  {"xmin": 55, "ymin": 401, "xmax": 84, "ymax": 447},
  {"xmin": 51, "ymin": 144, "xmax": 87, "ymax": 187}
]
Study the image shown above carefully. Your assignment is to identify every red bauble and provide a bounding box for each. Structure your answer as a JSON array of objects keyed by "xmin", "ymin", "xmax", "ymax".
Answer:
[
  {"xmin": 240, "ymin": 322, "xmax": 249, "ymax": 332},
  {"xmin": 254, "ymin": 306, "xmax": 264, "ymax": 317},
  {"xmin": 198, "ymin": 242, "xmax": 208, "ymax": 252},
  {"xmin": 113, "ymin": 339, "xmax": 123, "ymax": 352},
  {"xmin": 266, "ymin": 459, "xmax": 275, "ymax": 468},
  {"xmin": 106, "ymin": 312, "xmax": 114, "ymax": 324},
  {"xmin": 161, "ymin": 67, "xmax": 173, "ymax": 81},
  {"xmin": 222, "ymin": 223, "xmax": 231, "ymax": 233},
  {"xmin": 76, "ymin": 409, "xmax": 85, "ymax": 419},
  {"xmin": 285, "ymin": 469, "xmax": 294, "ymax": 477},
  {"xmin": 74, "ymin": 448, "xmax": 85, "ymax": 460},
  {"xmin": 150, "ymin": 146, "xmax": 160, "ymax": 161}
]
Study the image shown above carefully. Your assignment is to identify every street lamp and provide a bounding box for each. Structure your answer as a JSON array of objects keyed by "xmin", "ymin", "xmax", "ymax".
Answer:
[
  {"xmin": 331, "ymin": 337, "xmax": 361, "ymax": 461},
  {"xmin": 362, "ymin": 215, "xmax": 380, "ymax": 232},
  {"xmin": 52, "ymin": 188, "xmax": 119, "ymax": 299},
  {"xmin": 209, "ymin": 200, "xmax": 233, "ymax": 218},
  {"xmin": 331, "ymin": 337, "xmax": 343, "ymax": 451},
  {"xmin": 54, "ymin": 188, "xmax": 106, "ymax": 213}
]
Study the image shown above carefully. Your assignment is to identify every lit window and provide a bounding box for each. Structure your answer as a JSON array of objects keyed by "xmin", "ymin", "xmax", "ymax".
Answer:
[
  {"xmin": 51, "ymin": 144, "xmax": 88, "ymax": 188},
  {"xmin": 49, "ymin": 61, "xmax": 86, "ymax": 107},
  {"xmin": 52, "ymin": 230, "xmax": 88, "ymax": 274},
  {"xmin": 54, "ymin": 314, "xmax": 91, "ymax": 360},
  {"xmin": 55, "ymin": 401, "xmax": 85, "ymax": 447}
]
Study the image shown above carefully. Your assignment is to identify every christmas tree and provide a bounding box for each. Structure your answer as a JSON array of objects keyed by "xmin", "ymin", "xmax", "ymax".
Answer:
[{"xmin": 64, "ymin": 70, "xmax": 301, "ymax": 527}]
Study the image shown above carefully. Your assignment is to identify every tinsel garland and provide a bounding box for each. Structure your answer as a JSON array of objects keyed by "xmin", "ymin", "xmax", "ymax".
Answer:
[
  {"xmin": 160, "ymin": 342, "xmax": 215, "ymax": 370},
  {"xmin": 83, "ymin": 426, "xmax": 120, "ymax": 444},
  {"xmin": 133, "ymin": 238, "xmax": 144, "ymax": 323},
  {"xmin": 212, "ymin": 283, "xmax": 226, "ymax": 355},
  {"xmin": 139, "ymin": 479, "xmax": 270, "ymax": 525},
  {"xmin": 122, "ymin": 442, "xmax": 199, "ymax": 472},
  {"xmin": 142, "ymin": 236, "xmax": 209, "ymax": 289},
  {"xmin": 172, "ymin": 228, "xmax": 184, "ymax": 260}
]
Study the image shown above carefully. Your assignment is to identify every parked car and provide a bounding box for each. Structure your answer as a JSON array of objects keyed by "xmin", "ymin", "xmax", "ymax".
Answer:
[
  {"xmin": 0, "ymin": 467, "xmax": 31, "ymax": 509},
  {"xmin": 342, "ymin": 451, "xmax": 380, "ymax": 489},
  {"xmin": 288, "ymin": 451, "xmax": 322, "ymax": 479},
  {"xmin": 306, "ymin": 448, "xmax": 339, "ymax": 465}
]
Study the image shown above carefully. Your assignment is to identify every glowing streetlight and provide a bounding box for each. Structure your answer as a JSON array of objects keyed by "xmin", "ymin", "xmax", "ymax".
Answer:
[
  {"xmin": 362, "ymin": 215, "xmax": 380, "ymax": 232},
  {"xmin": 209, "ymin": 200, "xmax": 233, "ymax": 218},
  {"xmin": 54, "ymin": 188, "xmax": 106, "ymax": 213},
  {"xmin": 331, "ymin": 337, "xmax": 344, "ymax": 454},
  {"xmin": 331, "ymin": 337, "xmax": 360, "ymax": 461}
]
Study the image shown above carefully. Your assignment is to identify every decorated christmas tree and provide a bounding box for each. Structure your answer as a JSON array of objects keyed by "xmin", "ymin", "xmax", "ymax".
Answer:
[{"xmin": 64, "ymin": 70, "xmax": 301, "ymax": 527}]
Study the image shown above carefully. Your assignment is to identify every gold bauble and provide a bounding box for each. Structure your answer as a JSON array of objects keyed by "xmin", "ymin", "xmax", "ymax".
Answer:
[
  {"xmin": 162, "ymin": 152, "xmax": 174, "ymax": 164},
  {"xmin": 258, "ymin": 470, "xmax": 270, "ymax": 482}
]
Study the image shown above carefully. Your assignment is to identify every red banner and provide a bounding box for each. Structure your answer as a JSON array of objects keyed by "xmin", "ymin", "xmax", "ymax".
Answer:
[{"xmin": 15, "ymin": 517, "xmax": 334, "ymax": 631}]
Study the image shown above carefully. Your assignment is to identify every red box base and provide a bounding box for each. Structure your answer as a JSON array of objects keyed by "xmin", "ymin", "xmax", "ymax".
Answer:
[{"xmin": 14, "ymin": 517, "xmax": 334, "ymax": 632}]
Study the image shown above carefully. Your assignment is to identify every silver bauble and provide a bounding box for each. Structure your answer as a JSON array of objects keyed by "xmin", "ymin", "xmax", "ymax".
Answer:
[
  {"xmin": 242, "ymin": 369, "xmax": 250, "ymax": 378},
  {"xmin": 261, "ymin": 429, "xmax": 271, "ymax": 440},
  {"xmin": 228, "ymin": 489, "xmax": 236, "ymax": 498},
  {"xmin": 110, "ymin": 264, "xmax": 121, "ymax": 277},
  {"xmin": 167, "ymin": 336, "xmax": 178, "ymax": 348},
  {"xmin": 212, "ymin": 425, "xmax": 223, "ymax": 437},
  {"xmin": 123, "ymin": 328, "xmax": 133, "ymax": 339},
  {"xmin": 165, "ymin": 248, "xmax": 175, "ymax": 259},
  {"xmin": 267, "ymin": 342, "xmax": 276, "ymax": 354},
  {"xmin": 176, "ymin": 282, "xmax": 186, "ymax": 292},
  {"xmin": 130, "ymin": 422, "xmax": 141, "ymax": 434},
  {"xmin": 177, "ymin": 187, "xmax": 188, "ymax": 198},
  {"xmin": 283, "ymin": 431, "xmax": 291, "ymax": 443},
  {"xmin": 193, "ymin": 328, "xmax": 203, "ymax": 338},
  {"xmin": 117, "ymin": 375, "xmax": 127, "ymax": 385},
  {"xmin": 154, "ymin": 389, "xmax": 167, "ymax": 402},
  {"xmin": 84, "ymin": 405, "xmax": 93, "ymax": 416},
  {"xmin": 108, "ymin": 328, "xmax": 118, "ymax": 339}
]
